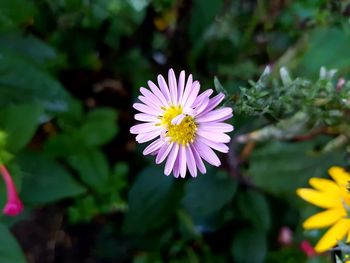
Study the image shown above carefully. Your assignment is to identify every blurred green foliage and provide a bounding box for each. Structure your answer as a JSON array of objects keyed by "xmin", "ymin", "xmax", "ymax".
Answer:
[{"xmin": 0, "ymin": 0, "xmax": 350, "ymax": 262}]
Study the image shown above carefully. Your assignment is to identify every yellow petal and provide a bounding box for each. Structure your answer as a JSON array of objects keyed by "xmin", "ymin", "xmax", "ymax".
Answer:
[
  {"xmin": 303, "ymin": 208, "xmax": 347, "ymax": 229},
  {"xmin": 315, "ymin": 218, "xmax": 350, "ymax": 252},
  {"xmin": 328, "ymin": 166, "xmax": 350, "ymax": 190},
  {"xmin": 309, "ymin": 177, "xmax": 341, "ymax": 193},
  {"xmin": 297, "ymin": 188, "xmax": 342, "ymax": 208}
]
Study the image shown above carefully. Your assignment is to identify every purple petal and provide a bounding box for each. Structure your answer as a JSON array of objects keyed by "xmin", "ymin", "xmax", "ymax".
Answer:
[
  {"xmin": 140, "ymin": 87, "xmax": 164, "ymax": 107},
  {"xmin": 160, "ymin": 130, "xmax": 167, "ymax": 141},
  {"xmin": 148, "ymin": 80, "xmax": 168, "ymax": 107},
  {"xmin": 179, "ymin": 145, "xmax": 187, "ymax": 178},
  {"xmin": 194, "ymin": 140, "xmax": 221, "ymax": 167},
  {"xmin": 135, "ymin": 113, "xmax": 159, "ymax": 122},
  {"xmin": 130, "ymin": 123, "xmax": 159, "ymax": 134},
  {"xmin": 183, "ymin": 81, "xmax": 200, "ymax": 110},
  {"xmin": 173, "ymin": 154, "xmax": 180, "ymax": 178},
  {"xmin": 199, "ymin": 122, "xmax": 234, "ymax": 133},
  {"xmin": 165, "ymin": 143, "xmax": 180, "ymax": 175},
  {"xmin": 190, "ymin": 144, "xmax": 206, "ymax": 174},
  {"xmin": 180, "ymin": 74, "xmax": 193, "ymax": 106},
  {"xmin": 185, "ymin": 146, "xmax": 197, "ymax": 177},
  {"xmin": 196, "ymin": 108, "xmax": 232, "ymax": 123},
  {"xmin": 193, "ymin": 89, "xmax": 213, "ymax": 108},
  {"xmin": 206, "ymin": 112, "xmax": 233, "ymax": 123},
  {"xmin": 171, "ymin": 113, "xmax": 186, "ymax": 125},
  {"xmin": 143, "ymin": 138, "xmax": 163, "ymax": 155},
  {"xmin": 157, "ymin": 74, "xmax": 171, "ymax": 102},
  {"xmin": 138, "ymin": 96, "xmax": 162, "ymax": 111},
  {"xmin": 136, "ymin": 129, "xmax": 162, "ymax": 143},
  {"xmin": 197, "ymin": 93, "xmax": 225, "ymax": 117},
  {"xmin": 133, "ymin": 103, "xmax": 161, "ymax": 116},
  {"xmin": 177, "ymin": 71, "xmax": 185, "ymax": 104},
  {"xmin": 156, "ymin": 142, "xmax": 174, "ymax": 164},
  {"xmin": 196, "ymin": 129, "xmax": 231, "ymax": 143},
  {"xmin": 197, "ymin": 136, "xmax": 229, "ymax": 153},
  {"xmin": 194, "ymin": 96, "xmax": 209, "ymax": 115},
  {"xmin": 168, "ymin": 69, "xmax": 177, "ymax": 104}
]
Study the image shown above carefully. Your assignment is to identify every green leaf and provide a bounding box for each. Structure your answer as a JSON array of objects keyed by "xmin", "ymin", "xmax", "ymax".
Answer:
[
  {"xmin": 68, "ymin": 150, "xmax": 110, "ymax": 191},
  {"xmin": 68, "ymin": 195, "xmax": 99, "ymax": 223},
  {"xmin": 265, "ymin": 246, "xmax": 306, "ymax": 263},
  {"xmin": 80, "ymin": 108, "xmax": 118, "ymax": 146},
  {"xmin": 110, "ymin": 162, "xmax": 128, "ymax": 191},
  {"xmin": 0, "ymin": 0, "xmax": 36, "ymax": 31},
  {"xmin": 298, "ymin": 28, "xmax": 350, "ymax": 77},
  {"xmin": 0, "ymin": 32, "xmax": 57, "ymax": 65},
  {"xmin": 0, "ymin": 104, "xmax": 42, "ymax": 152},
  {"xmin": 0, "ymin": 223, "xmax": 26, "ymax": 263},
  {"xmin": 181, "ymin": 170, "xmax": 237, "ymax": 220},
  {"xmin": 214, "ymin": 76, "xmax": 229, "ymax": 97},
  {"xmin": 189, "ymin": 0, "xmax": 224, "ymax": 41},
  {"xmin": 45, "ymin": 107, "xmax": 118, "ymax": 156},
  {"xmin": 56, "ymin": 99, "xmax": 85, "ymax": 130},
  {"xmin": 123, "ymin": 166, "xmax": 182, "ymax": 234},
  {"xmin": 44, "ymin": 132, "xmax": 88, "ymax": 157},
  {"xmin": 249, "ymin": 141, "xmax": 345, "ymax": 200},
  {"xmin": 18, "ymin": 151, "xmax": 86, "ymax": 205},
  {"xmin": 231, "ymin": 228, "xmax": 267, "ymax": 263},
  {"xmin": 0, "ymin": 49, "xmax": 69, "ymax": 112},
  {"xmin": 237, "ymin": 189, "xmax": 271, "ymax": 231}
]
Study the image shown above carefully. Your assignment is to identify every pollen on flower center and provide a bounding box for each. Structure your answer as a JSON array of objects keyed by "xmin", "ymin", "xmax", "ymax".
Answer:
[{"xmin": 159, "ymin": 105, "xmax": 197, "ymax": 145}]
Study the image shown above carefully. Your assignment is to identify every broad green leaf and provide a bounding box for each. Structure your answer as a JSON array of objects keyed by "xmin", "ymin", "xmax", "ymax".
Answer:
[
  {"xmin": 68, "ymin": 150, "xmax": 109, "ymax": 191},
  {"xmin": 249, "ymin": 141, "xmax": 345, "ymax": 200},
  {"xmin": 123, "ymin": 166, "xmax": 182, "ymax": 234},
  {"xmin": 45, "ymin": 107, "xmax": 118, "ymax": 156},
  {"xmin": 0, "ymin": 49, "xmax": 69, "ymax": 112},
  {"xmin": 0, "ymin": 32, "xmax": 57, "ymax": 65},
  {"xmin": 189, "ymin": 0, "xmax": 224, "ymax": 41},
  {"xmin": 18, "ymin": 151, "xmax": 86, "ymax": 205},
  {"xmin": 80, "ymin": 108, "xmax": 118, "ymax": 146},
  {"xmin": 0, "ymin": 0, "xmax": 36, "ymax": 31},
  {"xmin": 237, "ymin": 189, "xmax": 271, "ymax": 231},
  {"xmin": 44, "ymin": 132, "xmax": 88, "ymax": 157},
  {"xmin": 0, "ymin": 104, "xmax": 42, "ymax": 152},
  {"xmin": 181, "ymin": 170, "xmax": 237, "ymax": 220},
  {"xmin": 56, "ymin": 99, "xmax": 85, "ymax": 130},
  {"xmin": 298, "ymin": 28, "xmax": 350, "ymax": 77},
  {"xmin": 231, "ymin": 228, "xmax": 267, "ymax": 263},
  {"xmin": 0, "ymin": 223, "xmax": 26, "ymax": 263}
]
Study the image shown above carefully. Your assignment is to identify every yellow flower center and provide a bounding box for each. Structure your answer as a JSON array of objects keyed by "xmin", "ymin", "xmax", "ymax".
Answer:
[{"xmin": 159, "ymin": 105, "xmax": 197, "ymax": 145}]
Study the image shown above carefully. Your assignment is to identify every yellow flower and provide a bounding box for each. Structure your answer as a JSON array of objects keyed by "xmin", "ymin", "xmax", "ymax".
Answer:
[{"xmin": 297, "ymin": 166, "xmax": 350, "ymax": 253}]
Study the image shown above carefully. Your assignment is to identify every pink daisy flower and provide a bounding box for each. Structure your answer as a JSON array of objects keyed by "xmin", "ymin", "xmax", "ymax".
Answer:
[{"xmin": 130, "ymin": 69, "xmax": 233, "ymax": 178}]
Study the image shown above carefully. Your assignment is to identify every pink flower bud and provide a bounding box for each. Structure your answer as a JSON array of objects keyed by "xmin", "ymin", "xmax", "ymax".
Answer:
[
  {"xmin": 300, "ymin": 240, "xmax": 316, "ymax": 257},
  {"xmin": 0, "ymin": 165, "xmax": 23, "ymax": 216}
]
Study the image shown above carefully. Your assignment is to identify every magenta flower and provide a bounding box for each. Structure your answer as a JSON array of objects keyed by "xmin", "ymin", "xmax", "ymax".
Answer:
[
  {"xmin": 0, "ymin": 165, "xmax": 23, "ymax": 216},
  {"xmin": 130, "ymin": 69, "xmax": 233, "ymax": 178}
]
